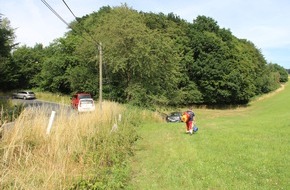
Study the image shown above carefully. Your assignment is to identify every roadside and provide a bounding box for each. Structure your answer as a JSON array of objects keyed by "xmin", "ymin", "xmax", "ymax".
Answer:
[{"xmin": 1, "ymin": 99, "xmax": 72, "ymax": 134}]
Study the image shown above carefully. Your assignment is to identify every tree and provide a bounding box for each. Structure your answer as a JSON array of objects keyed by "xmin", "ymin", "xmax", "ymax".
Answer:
[
  {"xmin": 0, "ymin": 15, "xmax": 18, "ymax": 91},
  {"xmin": 0, "ymin": 15, "xmax": 15, "ymax": 57},
  {"xmin": 192, "ymin": 15, "xmax": 219, "ymax": 33},
  {"xmin": 268, "ymin": 63, "xmax": 289, "ymax": 83},
  {"xmin": 0, "ymin": 57, "xmax": 20, "ymax": 90},
  {"xmin": 37, "ymin": 38, "xmax": 81, "ymax": 94},
  {"xmin": 74, "ymin": 5, "xmax": 181, "ymax": 107},
  {"xmin": 187, "ymin": 16, "xmax": 274, "ymax": 104},
  {"xmin": 2, "ymin": 7, "xmax": 283, "ymax": 107},
  {"xmin": 12, "ymin": 44, "xmax": 45, "ymax": 89}
]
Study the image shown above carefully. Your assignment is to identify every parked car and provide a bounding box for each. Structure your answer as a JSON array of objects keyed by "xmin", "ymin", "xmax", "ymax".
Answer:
[
  {"xmin": 12, "ymin": 91, "xmax": 36, "ymax": 100},
  {"xmin": 71, "ymin": 93, "xmax": 92, "ymax": 109},
  {"xmin": 77, "ymin": 98, "xmax": 95, "ymax": 112},
  {"xmin": 71, "ymin": 93, "xmax": 95, "ymax": 112},
  {"xmin": 166, "ymin": 112, "xmax": 182, "ymax": 122}
]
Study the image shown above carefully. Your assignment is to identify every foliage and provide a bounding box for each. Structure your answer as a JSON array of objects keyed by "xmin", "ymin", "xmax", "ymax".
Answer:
[
  {"xmin": 11, "ymin": 44, "xmax": 45, "ymax": 89},
  {"xmin": 0, "ymin": 99, "xmax": 24, "ymax": 126},
  {"xmin": 2, "ymin": 6, "xmax": 288, "ymax": 107},
  {"xmin": 268, "ymin": 63, "xmax": 289, "ymax": 83},
  {"xmin": 0, "ymin": 57, "xmax": 20, "ymax": 91},
  {"xmin": 0, "ymin": 15, "xmax": 19, "ymax": 91},
  {"xmin": 0, "ymin": 15, "xmax": 15, "ymax": 57}
]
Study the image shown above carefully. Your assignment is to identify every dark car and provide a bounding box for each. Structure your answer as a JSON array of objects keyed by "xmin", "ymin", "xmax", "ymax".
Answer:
[{"xmin": 166, "ymin": 112, "xmax": 182, "ymax": 122}]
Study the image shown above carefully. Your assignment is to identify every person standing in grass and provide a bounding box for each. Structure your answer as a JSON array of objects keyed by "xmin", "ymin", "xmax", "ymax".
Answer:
[{"xmin": 182, "ymin": 108, "xmax": 196, "ymax": 135}]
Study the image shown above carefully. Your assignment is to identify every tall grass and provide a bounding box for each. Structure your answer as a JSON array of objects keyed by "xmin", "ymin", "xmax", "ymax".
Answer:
[
  {"xmin": 0, "ymin": 101, "xmax": 161, "ymax": 189},
  {"xmin": 34, "ymin": 91, "xmax": 71, "ymax": 105},
  {"xmin": 0, "ymin": 99, "xmax": 24, "ymax": 127}
]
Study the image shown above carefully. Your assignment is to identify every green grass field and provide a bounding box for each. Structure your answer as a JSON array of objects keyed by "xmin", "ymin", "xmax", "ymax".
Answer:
[{"xmin": 129, "ymin": 83, "xmax": 290, "ymax": 190}]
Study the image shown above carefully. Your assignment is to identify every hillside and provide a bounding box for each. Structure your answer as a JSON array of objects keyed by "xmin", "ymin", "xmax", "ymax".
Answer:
[
  {"xmin": 1, "ymin": 6, "xmax": 288, "ymax": 107},
  {"xmin": 129, "ymin": 82, "xmax": 290, "ymax": 189}
]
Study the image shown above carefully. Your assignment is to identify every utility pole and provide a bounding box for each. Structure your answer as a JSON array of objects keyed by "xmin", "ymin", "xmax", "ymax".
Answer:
[{"xmin": 98, "ymin": 42, "xmax": 102, "ymax": 111}]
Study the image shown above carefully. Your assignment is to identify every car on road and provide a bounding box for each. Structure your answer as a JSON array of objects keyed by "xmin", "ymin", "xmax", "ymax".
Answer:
[
  {"xmin": 71, "ymin": 93, "xmax": 95, "ymax": 112},
  {"xmin": 166, "ymin": 112, "xmax": 182, "ymax": 122},
  {"xmin": 77, "ymin": 98, "xmax": 95, "ymax": 112},
  {"xmin": 12, "ymin": 91, "xmax": 36, "ymax": 100},
  {"xmin": 71, "ymin": 93, "xmax": 92, "ymax": 109}
]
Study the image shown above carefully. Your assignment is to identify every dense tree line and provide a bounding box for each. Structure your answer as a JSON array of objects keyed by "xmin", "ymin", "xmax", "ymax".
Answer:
[
  {"xmin": 0, "ymin": 14, "xmax": 18, "ymax": 90},
  {"xmin": 0, "ymin": 6, "xmax": 288, "ymax": 108}
]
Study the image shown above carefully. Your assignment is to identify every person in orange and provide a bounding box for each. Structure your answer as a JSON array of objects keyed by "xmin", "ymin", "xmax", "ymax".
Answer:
[{"xmin": 182, "ymin": 108, "xmax": 196, "ymax": 135}]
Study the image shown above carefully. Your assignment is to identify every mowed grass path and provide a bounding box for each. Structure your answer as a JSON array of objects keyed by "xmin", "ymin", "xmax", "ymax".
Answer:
[{"xmin": 129, "ymin": 83, "xmax": 290, "ymax": 190}]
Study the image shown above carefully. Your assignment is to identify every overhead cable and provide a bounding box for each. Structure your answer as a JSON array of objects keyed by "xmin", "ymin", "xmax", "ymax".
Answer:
[
  {"xmin": 41, "ymin": 0, "xmax": 70, "ymax": 28},
  {"xmin": 62, "ymin": 0, "xmax": 79, "ymax": 20},
  {"xmin": 62, "ymin": 0, "xmax": 99, "ymax": 44},
  {"xmin": 40, "ymin": 0, "xmax": 93, "ymax": 43}
]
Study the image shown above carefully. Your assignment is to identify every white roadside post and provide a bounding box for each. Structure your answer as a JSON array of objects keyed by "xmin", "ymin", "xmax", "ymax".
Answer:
[
  {"xmin": 46, "ymin": 111, "xmax": 56, "ymax": 135},
  {"xmin": 118, "ymin": 114, "xmax": 122, "ymax": 122}
]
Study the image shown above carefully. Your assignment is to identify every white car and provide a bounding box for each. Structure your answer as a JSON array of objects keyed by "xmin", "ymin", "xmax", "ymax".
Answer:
[
  {"xmin": 77, "ymin": 98, "xmax": 95, "ymax": 112},
  {"xmin": 12, "ymin": 91, "xmax": 36, "ymax": 100}
]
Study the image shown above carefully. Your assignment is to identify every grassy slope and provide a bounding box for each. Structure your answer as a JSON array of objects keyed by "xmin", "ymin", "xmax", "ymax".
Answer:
[{"xmin": 129, "ymin": 83, "xmax": 290, "ymax": 190}]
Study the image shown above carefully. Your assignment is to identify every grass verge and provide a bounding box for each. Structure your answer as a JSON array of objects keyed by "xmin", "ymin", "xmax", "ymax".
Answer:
[{"xmin": 0, "ymin": 101, "xmax": 162, "ymax": 189}]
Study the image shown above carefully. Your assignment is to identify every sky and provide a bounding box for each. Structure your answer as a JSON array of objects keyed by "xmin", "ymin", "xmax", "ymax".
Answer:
[{"xmin": 1, "ymin": 0, "xmax": 290, "ymax": 69}]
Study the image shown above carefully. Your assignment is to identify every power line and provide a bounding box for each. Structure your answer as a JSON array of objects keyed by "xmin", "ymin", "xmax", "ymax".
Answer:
[
  {"xmin": 41, "ymin": 0, "xmax": 103, "ymax": 111},
  {"xmin": 60, "ymin": 1, "xmax": 103, "ymax": 110},
  {"xmin": 61, "ymin": 0, "xmax": 78, "ymax": 19},
  {"xmin": 61, "ymin": 0, "xmax": 99, "ymax": 45},
  {"xmin": 61, "ymin": 0, "xmax": 103, "ymax": 111},
  {"xmin": 40, "ymin": 0, "xmax": 93, "ymax": 43},
  {"xmin": 41, "ymin": 0, "xmax": 70, "ymax": 28}
]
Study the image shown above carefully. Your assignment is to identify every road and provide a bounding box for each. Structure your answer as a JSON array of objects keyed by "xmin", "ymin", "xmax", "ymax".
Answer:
[
  {"xmin": 2, "ymin": 98, "xmax": 74, "ymax": 130},
  {"xmin": 12, "ymin": 98, "xmax": 71, "ymax": 113}
]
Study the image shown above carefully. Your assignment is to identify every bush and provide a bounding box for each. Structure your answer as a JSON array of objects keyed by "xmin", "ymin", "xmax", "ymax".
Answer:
[{"xmin": 0, "ymin": 98, "xmax": 24, "ymax": 127}]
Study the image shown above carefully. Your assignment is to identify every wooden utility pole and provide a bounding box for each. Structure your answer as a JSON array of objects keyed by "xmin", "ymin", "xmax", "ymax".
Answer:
[{"xmin": 98, "ymin": 42, "xmax": 102, "ymax": 111}]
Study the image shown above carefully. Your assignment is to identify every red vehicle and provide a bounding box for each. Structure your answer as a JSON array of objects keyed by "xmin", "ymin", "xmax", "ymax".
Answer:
[{"xmin": 71, "ymin": 93, "xmax": 92, "ymax": 109}]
